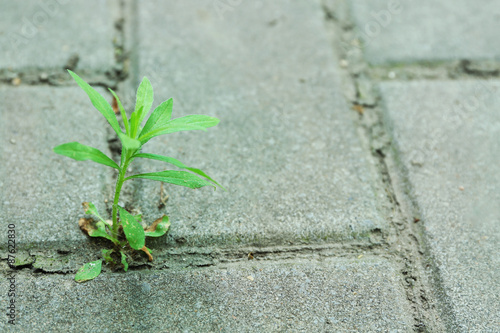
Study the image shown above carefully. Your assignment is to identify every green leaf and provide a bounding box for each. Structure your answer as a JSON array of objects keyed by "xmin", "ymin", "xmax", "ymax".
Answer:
[
  {"xmin": 134, "ymin": 77, "xmax": 154, "ymax": 124},
  {"xmin": 118, "ymin": 206, "xmax": 145, "ymax": 250},
  {"xmin": 75, "ymin": 260, "xmax": 102, "ymax": 282},
  {"xmin": 108, "ymin": 88, "xmax": 130, "ymax": 136},
  {"xmin": 145, "ymin": 215, "xmax": 170, "ymax": 237},
  {"xmin": 54, "ymin": 142, "xmax": 119, "ymax": 170},
  {"xmin": 139, "ymin": 98, "xmax": 173, "ymax": 138},
  {"xmin": 129, "ymin": 76, "xmax": 153, "ymax": 138},
  {"xmin": 67, "ymin": 70, "xmax": 122, "ymax": 136},
  {"xmin": 120, "ymin": 251, "xmax": 128, "ymax": 272},
  {"xmin": 138, "ymin": 115, "xmax": 220, "ymax": 144},
  {"xmin": 82, "ymin": 202, "xmax": 106, "ymax": 223},
  {"xmin": 134, "ymin": 153, "xmax": 225, "ymax": 190},
  {"xmin": 129, "ymin": 106, "xmax": 144, "ymax": 138},
  {"xmin": 89, "ymin": 221, "xmax": 119, "ymax": 244},
  {"xmin": 125, "ymin": 170, "xmax": 215, "ymax": 189}
]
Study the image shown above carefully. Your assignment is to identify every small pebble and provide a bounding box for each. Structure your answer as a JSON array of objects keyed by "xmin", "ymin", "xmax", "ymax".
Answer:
[
  {"xmin": 10, "ymin": 138, "xmax": 16, "ymax": 144},
  {"xmin": 247, "ymin": 276, "xmax": 254, "ymax": 281},
  {"xmin": 388, "ymin": 71, "xmax": 396, "ymax": 79},
  {"xmin": 459, "ymin": 186, "xmax": 464, "ymax": 191},
  {"xmin": 340, "ymin": 59, "xmax": 349, "ymax": 68},
  {"xmin": 12, "ymin": 77, "xmax": 21, "ymax": 86}
]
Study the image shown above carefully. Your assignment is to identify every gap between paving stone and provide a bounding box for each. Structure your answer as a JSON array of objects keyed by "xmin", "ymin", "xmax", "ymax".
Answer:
[
  {"xmin": 2, "ymin": 241, "xmax": 391, "ymax": 275},
  {"xmin": 324, "ymin": 1, "xmax": 500, "ymax": 331},
  {"xmin": 321, "ymin": 0, "xmax": 455, "ymax": 331}
]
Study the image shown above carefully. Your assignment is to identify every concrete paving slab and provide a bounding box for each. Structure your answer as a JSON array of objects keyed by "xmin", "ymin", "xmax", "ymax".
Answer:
[
  {"xmin": 0, "ymin": 86, "xmax": 115, "ymax": 249},
  {"xmin": 0, "ymin": 258, "xmax": 413, "ymax": 332},
  {"xmin": 379, "ymin": 80, "xmax": 500, "ymax": 331},
  {"xmin": 0, "ymin": 0, "xmax": 116, "ymax": 71},
  {"xmin": 127, "ymin": 0, "xmax": 387, "ymax": 247},
  {"xmin": 349, "ymin": 0, "xmax": 500, "ymax": 64}
]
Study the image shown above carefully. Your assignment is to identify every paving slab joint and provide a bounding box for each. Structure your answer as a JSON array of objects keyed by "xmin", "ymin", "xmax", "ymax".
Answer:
[
  {"xmin": 1, "ymin": 241, "xmax": 392, "ymax": 277},
  {"xmin": 366, "ymin": 59, "xmax": 500, "ymax": 83},
  {"xmin": 321, "ymin": 0, "xmax": 449, "ymax": 330}
]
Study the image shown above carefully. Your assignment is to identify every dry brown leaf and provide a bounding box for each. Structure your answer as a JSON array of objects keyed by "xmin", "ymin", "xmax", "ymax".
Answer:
[
  {"xmin": 144, "ymin": 215, "xmax": 167, "ymax": 232},
  {"xmin": 78, "ymin": 218, "xmax": 95, "ymax": 236},
  {"xmin": 140, "ymin": 246, "xmax": 153, "ymax": 261},
  {"xmin": 112, "ymin": 96, "xmax": 119, "ymax": 114}
]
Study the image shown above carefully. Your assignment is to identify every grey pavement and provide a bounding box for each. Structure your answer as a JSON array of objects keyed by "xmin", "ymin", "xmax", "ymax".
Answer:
[
  {"xmin": 0, "ymin": 0, "xmax": 499, "ymax": 332},
  {"xmin": 130, "ymin": 0, "xmax": 386, "ymax": 247},
  {"xmin": 0, "ymin": 0, "xmax": 117, "ymax": 72},
  {"xmin": 0, "ymin": 258, "xmax": 414, "ymax": 332},
  {"xmin": 0, "ymin": 87, "xmax": 114, "ymax": 248},
  {"xmin": 349, "ymin": 0, "xmax": 500, "ymax": 64}
]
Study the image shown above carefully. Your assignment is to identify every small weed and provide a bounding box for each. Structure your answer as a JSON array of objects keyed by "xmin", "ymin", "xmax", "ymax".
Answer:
[{"xmin": 54, "ymin": 71, "xmax": 223, "ymax": 282}]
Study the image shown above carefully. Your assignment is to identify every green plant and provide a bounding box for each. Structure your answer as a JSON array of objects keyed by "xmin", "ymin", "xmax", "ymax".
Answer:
[{"xmin": 54, "ymin": 70, "xmax": 223, "ymax": 282}]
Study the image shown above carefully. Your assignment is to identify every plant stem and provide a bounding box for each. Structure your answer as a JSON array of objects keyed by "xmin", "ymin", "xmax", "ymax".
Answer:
[
  {"xmin": 111, "ymin": 154, "xmax": 133, "ymax": 239},
  {"xmin": 111, "ymin": 172, "xmax": 124, "ymax": 239}
]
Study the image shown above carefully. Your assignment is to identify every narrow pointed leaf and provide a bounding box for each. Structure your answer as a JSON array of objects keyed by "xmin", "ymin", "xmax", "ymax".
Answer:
[
  {"xmin": 145, "ymin": 215, "xmax": 170, "ymax": 237},
  {"xmin": 108, "ymin": 88, "xmax": 130, "ymax": 136},
  {"xmin": 120, "ymin": 251, "xmax": 128, "ymax": 272},
  {"xmin": 138, "ymin": 115, "xmax": 220, "ymax": 144},
  {"xmin": 75, "ymin": 260, "xmax": 102, "ymax": 282},
  {"xmin": 54, "ymin": 142, "xmax": 119, "ymax": 169},
  {"xmin": 134, "ymin": 153, "xmax": 225, "ymax": 189},
  {"xmin": 118, "ymin": 206, "xmax": 145, "ymax": 250},
  {"xmin": 139, "ymin": 98, "xmax": 173, "ymax": 138},
  {"xmin": 125, "ymin": 170, "xmax": 215, "ymax": 189},
  {"xmin": 67, "ymin": 70, "xmax": 122, "ymax": 136},
  {"xmin": 134, "ymin": 77, "xmax": 154, "ymax": 124},
  {"xmin": 129, "ymin": 106, "xmax": 144, "ymax": 138}
]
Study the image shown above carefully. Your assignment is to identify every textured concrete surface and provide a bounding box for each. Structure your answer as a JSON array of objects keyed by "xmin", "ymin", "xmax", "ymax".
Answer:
[
  {"xmin": 0, "ymin": 0, "xmax": 116, "ymax": 71},
  {"xmin": 1, "ymin": 0, "xmax": 499, "ymax": 331},
  {"xmin": 349, "ymin": 0, "xmax": 500, "ymax": 64},
  {"xmin": 0, "ymin": 258, "xmax": 413, "ymax": 332},
  {"xmin": 379, "ymin": 80, "xmax": 500, "ymax": 332},
  {"xmin": 128, "ymin": 0, "xmax": 387, "ymax": 247},
  {"xmin": 0, "ymin": 86, "xmax": 114, "ymax": 249}
]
